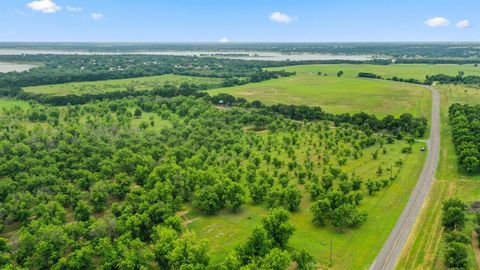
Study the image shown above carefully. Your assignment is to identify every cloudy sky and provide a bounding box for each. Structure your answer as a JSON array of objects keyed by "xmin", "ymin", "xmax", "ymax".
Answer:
[{"xmin": 0, "ymin": 0, "xmax": 477, "ymax": 42}]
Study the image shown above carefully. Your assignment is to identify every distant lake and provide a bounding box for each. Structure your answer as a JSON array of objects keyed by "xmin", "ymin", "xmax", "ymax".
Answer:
[
  {"xmin": 0, "ymin": 62, "xmax": 37, "ymax": 73},
  {"xmin": 0, "ymin": 49, "xmax": 381, "ymax": 61}
]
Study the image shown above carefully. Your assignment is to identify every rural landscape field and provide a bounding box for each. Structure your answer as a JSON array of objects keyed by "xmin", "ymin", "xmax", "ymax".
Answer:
[
  {"xmin": 23, "ymin": 75, "xmax": 225, "ymax": 96},
  {"xmin": 209, "ymin": 65, "xmax": 433, "ymax": 117},
  {"xmin": 1, "ymin": 0, "xmax": 480, "ymax": 270}
]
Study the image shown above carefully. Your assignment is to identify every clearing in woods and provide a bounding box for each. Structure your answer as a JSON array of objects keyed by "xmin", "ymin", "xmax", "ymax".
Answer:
[
  {"xmin": 23, "ymin": 74, "xmax": 224, "ymax": 96},
  {"xmin": 209, "ymin": 64, "xmax": 441, "ymax": 118}
]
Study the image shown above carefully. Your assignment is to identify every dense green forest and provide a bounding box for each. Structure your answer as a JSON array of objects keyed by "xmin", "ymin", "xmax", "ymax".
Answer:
[{"xmin": 0, "ymin": 93, "xmax": 418, "ymax": 269}]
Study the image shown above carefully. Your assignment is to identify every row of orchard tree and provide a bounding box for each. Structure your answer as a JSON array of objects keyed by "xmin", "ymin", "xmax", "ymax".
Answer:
[{"xmin": 449, "ymin": 103, "xmax": 480, "ymax": 173}]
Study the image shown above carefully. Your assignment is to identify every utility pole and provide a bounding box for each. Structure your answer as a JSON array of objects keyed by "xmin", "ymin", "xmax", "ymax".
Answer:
[{"xmin": 321, "ymin": 240, "xmax": 333, "ymax": 266}]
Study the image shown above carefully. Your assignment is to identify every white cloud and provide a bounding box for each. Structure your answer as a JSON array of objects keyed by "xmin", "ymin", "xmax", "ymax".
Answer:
[
  {"xmin": 269, "ymin": 11, "xmax": 296, "ymax": 23},
  {"xmin": 456, "ymin": 19, "xmax": 470, "ymax": 29},
  {"xmin": 219, "ymin": 37, "xmax": 231, "ymax": 43},
  {"xmin": 425, "ymin": 17, "xmax": 450, "ymax": 27},
  {"xmin": 66, "ymin": 6, "xmax": 82, "ymax": 12},
  {"xmin": 27, "ymin": 0, "xmax": 61, "ymax": 14},
  {"xmin": 91, "ymin": 13, "xmax": 104, "ymax": 20}
]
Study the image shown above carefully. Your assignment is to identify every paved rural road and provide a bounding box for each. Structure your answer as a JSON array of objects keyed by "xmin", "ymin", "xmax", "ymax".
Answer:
[{"xmin": 369, "ymin": 85, "xmax": 440, "ymax": 270}]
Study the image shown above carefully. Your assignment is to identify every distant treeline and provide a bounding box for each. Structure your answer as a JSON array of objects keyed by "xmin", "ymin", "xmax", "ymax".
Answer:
[
  {"xmin": 2, "ymin": 42, "xmax": 480, "ymax": 59},
  {"xmin": 357, "ymin": 72, "xmax": 426, "ymax": 85},
  {"xmin": 0, "ymin": 55, "xmax": 298, "ymax": 89},
  {"xmin": 449, "ymin": 103, "xmax": 480, "ymax": 173},
  {"xmin": 394, "ymin": 58, "xmax": 480, "ymax": 65},
  {"xmin": 211, "ymin": 93, "xmax": 427, "ymax": 137},
  {"xmin": 358, "ymin": 72, "xmax": 480, "ymax": 85},
  {"xmin": 261, "ymin": 102, "xmax": 426, "ymax": 137},
  {"xmin": 357, "ymin": 72, "xmax": 382, "ymax": 79},
  {"xmin": 2, "ymin": 84, "xmax": 208, "ymax": 106},
  {"xmin": 425, "ymin": 73, "xmax": 480, "ymax": 85},
  {"xmin": 1, "ymin": 53, "xmax": 479, "ymax": 90}
]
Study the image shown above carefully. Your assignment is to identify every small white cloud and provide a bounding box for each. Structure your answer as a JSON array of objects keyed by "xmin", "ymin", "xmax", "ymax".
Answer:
[
  {"xmin": 219, "ymin": 37, "xmax": 231, "ymax": 43},
  {"xmin": 66, "ymin": 6, "xmax": 82, "ymax": 12},
  {"xmin": 91, "ymin": 13, "xmax": 104, "ymax": 20},
  {"xmin": 425, "ymin": 17, "xmax": 450, "ymax": 27},
  {"xmin": 27, "ymin": 0, "xmax": 61, "ymax": 14},
  {"xmin": 456, "ymin": 19, "xmax": 470, "ymax": 29},
  {"xmin": 9, "ymin": 30, "xmax": 17, "ymax": 35},
  {"xmin": 269, "ymin": 11, "xmax": 296, "ymax": 23}
]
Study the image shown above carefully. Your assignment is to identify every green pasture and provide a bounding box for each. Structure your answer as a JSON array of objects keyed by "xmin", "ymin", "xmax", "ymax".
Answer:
[
  {"xmin": 269, "ymin": 63, "xmax": 480, "ymax": 81},
  {"xmin": 23, "ymin": 74, "xmax": 224, "ymax": 96},
  {"xmin": 209, "ymin": 70, "xmax": 431, "ymax": 118},
  {"xmin": 0, "ymin": 98, "xmax": 31, "ymax": 110}
]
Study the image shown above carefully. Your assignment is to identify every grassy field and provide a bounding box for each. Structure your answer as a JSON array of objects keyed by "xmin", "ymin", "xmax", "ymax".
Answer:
[
  {"xmin": 269, "ymin": 64, "xmax": 480, "ymax": 81},
  {"xmin": 186, "ymin": 137, "xmax": 427, "ymax": 269},
  {"xmin": 398, "ymin": 84, "xmax": 480, "ymax": 270},
  {"xmin": 23, "ymin": 74, "xmax": 224, "ymax": 96},
  {"xmin": 129, "ymin": 111, "xmax": 172, "ymax": 132},
  {"xmin": 0, "ymin": 98, "xmax": 31, "ymax": 109},
  {"xmin": 209, "ymin": 71, "xmax": 431, "ymax": 118}
]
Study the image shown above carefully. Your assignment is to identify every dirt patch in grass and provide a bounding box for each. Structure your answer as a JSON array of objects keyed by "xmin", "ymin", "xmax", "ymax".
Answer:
[
  {"xmin": 177, "ymin": 210, "xmax": 200, "ymax": 226},
  {"xmin": 469, "ymin": 201, "xmax": 480, "ymax": 213}
]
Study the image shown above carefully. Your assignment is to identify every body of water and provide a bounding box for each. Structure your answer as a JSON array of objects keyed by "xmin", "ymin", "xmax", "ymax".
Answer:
[
  {"xmin": 0, "ymin": 62, "xmax": 37, "ymax": 73},
  {"xmin": 0, "ymin": 49, "xmax": 381, "ymax": 61}
]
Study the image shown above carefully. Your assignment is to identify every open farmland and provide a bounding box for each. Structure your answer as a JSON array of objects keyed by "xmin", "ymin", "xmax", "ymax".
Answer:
[
  {"xmin": 23, "ymin": 74, "xmax": 224, "ymax": 96},
  {"xmin": 269, "ymin": 64, "xmax": 480, "ymax": 81},
  {"xmin": 209, "ymin": 66, "xmax": 432, "ymax": 118}
]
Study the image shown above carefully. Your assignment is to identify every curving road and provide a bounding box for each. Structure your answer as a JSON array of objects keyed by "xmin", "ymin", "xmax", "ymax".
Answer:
[{"xmin": 369, "ymin": 85, "xmax": 440, "ymax": 270}]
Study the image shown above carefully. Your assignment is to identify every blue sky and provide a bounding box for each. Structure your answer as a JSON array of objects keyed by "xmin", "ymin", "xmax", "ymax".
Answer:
[{"xmin": 0, "ymin": 0, "xmax": 478, "ymax": 42}]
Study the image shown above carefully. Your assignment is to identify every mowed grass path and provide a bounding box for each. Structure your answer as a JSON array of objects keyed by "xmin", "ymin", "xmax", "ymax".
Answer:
[
  {"xmin": 269, "ymin": 64, "xmax": 480, "ymax": 81},
  {"xmin": 209, "ymin": 70, "xmax": 431, "ymax": 118},
  {"xmin": 23, "ymin": 74, "xmax": 224, "ymax": 96},
  {"xmin": 398, "ymin": 84, "xmax": 480, "ymax": 270},
  {"xmin": 187, "ymin": 142, "xmax": 427, "ymax": 269}
]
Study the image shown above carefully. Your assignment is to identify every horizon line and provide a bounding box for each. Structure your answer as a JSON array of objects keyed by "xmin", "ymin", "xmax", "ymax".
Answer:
[{"xmin": 1, "ymin": 41, "xmax": 480, "ymax": 44}]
